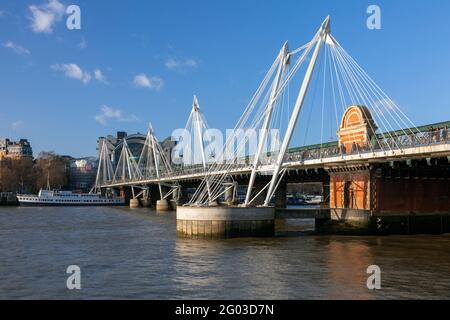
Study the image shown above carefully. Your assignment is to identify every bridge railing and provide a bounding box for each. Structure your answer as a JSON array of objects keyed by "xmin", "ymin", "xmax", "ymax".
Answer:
[
  {"xmin": 161, "ymin": 163, "xmax": 251, "ymax": 179},
  {"xmin": 285, "ymin": 127, "xmax": 450, "ymax": 163},
  {"xmin": 105, "ymin": 128, "xmax": 450, "ymax": 185}
]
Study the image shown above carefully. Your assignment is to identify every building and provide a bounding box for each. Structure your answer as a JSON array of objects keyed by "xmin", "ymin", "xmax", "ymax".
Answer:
[
  {"xmin": 330, "ymin": 105, "xmax": 376, "ymax": 210},
  {"xmin": 69, "ymin": 157, "xmax": 99, "ymax": 192},
  {"xmin": 97, "ymin": 131, "xmax": 146, "ymax": 165},
  {"xmin": 97, "ymin": 131, "xmax": 177, "ymax": 166},
  {"xmin": 160, "ymin": 136, "xmax": 177, "ymax": 165},
  {"xmin": 0, "ymin": 138, "xmax": 33, "ymax": 160},
  {"xmin": 337, "ymin": 105, "xmax": 377, "ymax": 154}
]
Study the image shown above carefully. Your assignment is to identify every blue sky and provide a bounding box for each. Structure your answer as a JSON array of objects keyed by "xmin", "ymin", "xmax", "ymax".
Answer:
[{"xmin": 1, "ymin": 0, "xmax": 450, "ymax": 157}]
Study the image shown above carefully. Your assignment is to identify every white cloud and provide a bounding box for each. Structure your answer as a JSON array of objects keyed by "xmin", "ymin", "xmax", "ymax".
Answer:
[
  {"xmin": 95, "ymin": 105, "xmax": 139, "ymax": 125},
  {"xmin": 51, "ymin": 64, "xmax": 109, "ymax": 85},
  {"xmin": 165, "ymin": 58, "xmax": 200, "ymax": 71},
  {"xmin": 78, "ymin": 37, "xmax": 87, "ymax": 49},
  {"xmin": 94, "ymin": 69, "xmax": 108, "ymax": 84},
  {"xmin": 28, "ymin": 0, "xmax": 65, "ymax": 34},
  {"xmin": 165, "ymin": 58, "xmax": 179, "ymax": 70},
  {"xmin": 133, "ymin": 73, "xmax": 164, "ymax": 91},
  {"xmin": 51, "ymin": 63, "xmax": 91, "ymax": 84},
  {"xmin": 2, "ymin": 41, "xmax": 31, "ymax": 55},
  {"xmin": 184, "ymin": 59, "xmax": 199, "ymax": 68},
  {"xmin": 0, "ymin": 10, "xmax": 5, "ymax": 17},
  {"xmin": 12, "ymin": 120, "xmax": 24, "ymax": 130}
]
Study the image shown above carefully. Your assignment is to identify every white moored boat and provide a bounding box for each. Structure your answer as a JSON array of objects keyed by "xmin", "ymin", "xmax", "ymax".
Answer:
[
  {"xmin": 17, "ymin": 189, "xmax": 125, "ymax": 206},
  {"xmin": 305, "ymin": 195, "xmax": 324, "ymax": 205}
]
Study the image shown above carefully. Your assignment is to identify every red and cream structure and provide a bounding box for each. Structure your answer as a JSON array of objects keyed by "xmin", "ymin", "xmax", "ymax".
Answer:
[
  {"xmin": 337, "ymin": 105, "xmax": 377, "ymax": 154},
  {"xmin": 328, "ymin": 105, "xmax": 450, "ymax": 232},
  {"xmin": 329, "ymin": 105, "xmax": 376, "ymax": 212}
]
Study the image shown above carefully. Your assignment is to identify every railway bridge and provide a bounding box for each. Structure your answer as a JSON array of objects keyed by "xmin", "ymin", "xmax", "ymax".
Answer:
[{"xmin": 96, "ymin": 17, "xmax": 450, "ymax": 237}]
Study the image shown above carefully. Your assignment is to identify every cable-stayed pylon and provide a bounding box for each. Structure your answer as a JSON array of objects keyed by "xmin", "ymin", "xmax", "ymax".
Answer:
[
  {"xmin": 113, "ymin": 139, "xmax": 141, "ymax": 183},
  {"xmin": 92, "ymin": 139, "xmax": 114, "ymax": 193},
  {"xmin": 138, "ymin": 124, "xmax": 173, "ymax": 199}
]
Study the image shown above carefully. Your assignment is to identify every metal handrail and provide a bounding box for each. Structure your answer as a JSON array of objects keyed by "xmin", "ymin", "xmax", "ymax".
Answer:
[{"xmin": 108, "ymin": 128, "xmax": 450, "ymax": 183}]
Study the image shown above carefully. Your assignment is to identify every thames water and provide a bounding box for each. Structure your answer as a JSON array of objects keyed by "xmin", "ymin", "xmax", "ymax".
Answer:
[{"xmin": 1, "ymin": 206, "xmax": 450, "ymax": 299}]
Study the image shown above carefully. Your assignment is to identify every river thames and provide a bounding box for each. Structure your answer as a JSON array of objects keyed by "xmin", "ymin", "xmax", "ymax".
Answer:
[{"xmin": 1, "ymin": 206, "xmax": 450, "ymax": 299}]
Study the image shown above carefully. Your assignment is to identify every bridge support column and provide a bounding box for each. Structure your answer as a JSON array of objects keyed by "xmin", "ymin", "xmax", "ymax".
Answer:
[
  {"xmin": 146, "ymin": 184, "xmax": 171, "ymax": 212},
  {"xmin": 130, "ymin": 198, "xmax": 140, "ymax": 208},
  {"xmin": 224, "ymin": 182, "xmax": 238, "ymax": 205},
  {"xmin": 140, "ymin": 189, "xmax": 152, "ymax": 208},
  {"xmin": 328, "ymin": 165, "xmax": 372, "ymax": 227},
  {"xmin": 169, "ymin": 186, "xmax": 180, "ymax": 210},
  {"xmin": 274, "ymin": 181, "xmax": 287, "ymax": 208},
  {"xmin": 172, "ymin": 187, "xmax": 179, "ymax": 201},
  {"xmin": 120, "ymin": 186, "xmax": 133, "ymax": 205},
  {"xmin": 156, "ymin": 199, "xmax": 170, "ymax": 212},
  {"xmin": 176, "ymin": 206, "xmax": 275, "ymax": 239},
  {"xmin": 140, "ymin": 198, "xmax": 152, "ymax": 208},
  {"xmin": 322, "ymin": 178, "xmax": 330, "ymax": 208}
]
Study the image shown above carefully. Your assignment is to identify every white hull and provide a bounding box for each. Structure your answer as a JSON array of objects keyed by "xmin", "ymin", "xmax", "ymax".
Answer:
[
  {"xmin": 305, "ymin": 196, "xmax": 324, "ymax": 205},
  {"xmin": 17, "ymin": 189, "xmax": 125, "ymax": 207}
]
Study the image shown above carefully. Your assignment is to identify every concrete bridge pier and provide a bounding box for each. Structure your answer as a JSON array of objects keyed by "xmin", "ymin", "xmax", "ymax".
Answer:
[
  {"xmin": 176, "ymin": 206, "xmax": 275, "ymax": 239},
  {"xmin": 168, "ymin": 186, "xmax": 180, "ymax": 210},
  {"xmin": 124, "ymin": 187, "xmax": 152, "ymax": 208},
  {"xmin": 130, "ymin": 198, "xmax": 140, "ymax": 208},
  {"xmin": 224, "ymin": 182, "xmax": 238, "ymax": 205},
  {"xmin": 156, "ymin": 199, "xmax": 170, "ymax": 211},
  {"xmin": 156, "ymin": 187, "xmax": 170, "ymax": 212},
  {"xmin": 119, "ymin": 186, "xmax": 138, "ymax": 208},
  {"xmin": 140, "ymin": 189, "xmax": 152, "ymax": 208}
]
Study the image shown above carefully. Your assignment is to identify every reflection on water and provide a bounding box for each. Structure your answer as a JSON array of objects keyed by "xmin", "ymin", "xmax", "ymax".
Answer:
[{"xmin": 0, "ymin": 206, "xmax": 449, "ymax": 299}]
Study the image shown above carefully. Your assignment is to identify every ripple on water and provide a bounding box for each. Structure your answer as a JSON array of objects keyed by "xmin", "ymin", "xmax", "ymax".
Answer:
[{"xmin": 1, "ymin": 207, "xmax": 450, "ymax": 299}]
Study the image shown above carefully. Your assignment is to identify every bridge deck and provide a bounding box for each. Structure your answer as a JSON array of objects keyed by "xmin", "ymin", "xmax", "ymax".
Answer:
[{"xmin": 102, "ymin": 141, "xmax": 450, "ymax": 188}]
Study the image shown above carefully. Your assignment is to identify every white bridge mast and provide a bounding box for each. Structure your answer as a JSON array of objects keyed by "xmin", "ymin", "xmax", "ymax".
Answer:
[
  {"xmin": 264, "ymin": 16, "xmax": 331, "ymax": 206},
  {"xmin": 192, "ymin": 96, "xmax": 212, "ymax": 202},
  {"xmin": 244, "ymin": 42, "xmax": 289, "ymax": 206},
  {"xmin": 148, "ymin": 124, "xmax": 164, "ymax": 200}
]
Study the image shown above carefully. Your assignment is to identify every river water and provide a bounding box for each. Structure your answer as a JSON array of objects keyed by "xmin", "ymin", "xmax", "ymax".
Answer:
[{"xmin": 1, "ymin": 206, "xmax": 450, "ymax": 299}]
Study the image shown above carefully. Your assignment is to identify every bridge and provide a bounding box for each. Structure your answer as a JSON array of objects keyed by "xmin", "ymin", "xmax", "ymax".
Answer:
[
  {"xmin": 101, "ymin": 120, "xmax": 450, "ymax": 186},
  {"xmin": 95, "ymin": 16, "xmax": 450, "ymax": 238}
]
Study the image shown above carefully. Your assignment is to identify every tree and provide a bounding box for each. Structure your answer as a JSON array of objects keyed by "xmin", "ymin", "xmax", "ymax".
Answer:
[
  {"xmin": 0, "ymin": 158, "xmax": 34, "ymax": 192},
  {"xmin": 0, "ymin": 151, "xmax": 71, "ymax": 193},
  {"xmin": 34, "ymin": 151, "xmax": 70, "ymax": 190}
]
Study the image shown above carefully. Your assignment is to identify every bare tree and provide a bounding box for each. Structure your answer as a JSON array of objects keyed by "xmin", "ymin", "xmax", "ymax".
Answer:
[
  {"xmin": 34, "ymin": 152, "xmax": 70, "ymax": 190},
  {"xmin": 0, "ymin": 158, "xmax": 34, "ymax": 192},
  {"xmin": 0, "ymin": 151, "xmax": 70, "ymax": 193}
]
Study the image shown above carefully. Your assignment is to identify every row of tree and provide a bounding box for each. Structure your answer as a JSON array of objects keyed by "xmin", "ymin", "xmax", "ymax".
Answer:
[{"xmin": 0, "ymin": 152, "xmax": 70, "ymax": 193}]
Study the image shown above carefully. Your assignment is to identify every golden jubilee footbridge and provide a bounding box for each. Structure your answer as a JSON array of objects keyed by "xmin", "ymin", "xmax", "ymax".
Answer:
[{"xmin": 94, "ymin": 17, "xmax": 450, "ymax": 238}]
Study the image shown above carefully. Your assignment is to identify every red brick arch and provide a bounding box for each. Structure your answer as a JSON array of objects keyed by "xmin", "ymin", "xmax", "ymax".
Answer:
[{"xmin": 338, "ymin": 105, "xmax": 377, "ymax": 154}]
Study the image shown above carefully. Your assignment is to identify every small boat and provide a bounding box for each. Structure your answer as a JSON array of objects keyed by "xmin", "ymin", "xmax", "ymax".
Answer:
[
  {"xmin": 17, "ymin": 189, "xmax": 125, "ymax": 206},
  {"xmin": 304, "ymin": 195, "xmax": 324, "ymax": 205},
  {"xmin": 287, "ymin": 194, "xmax": 306, "ymax": 205}
]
